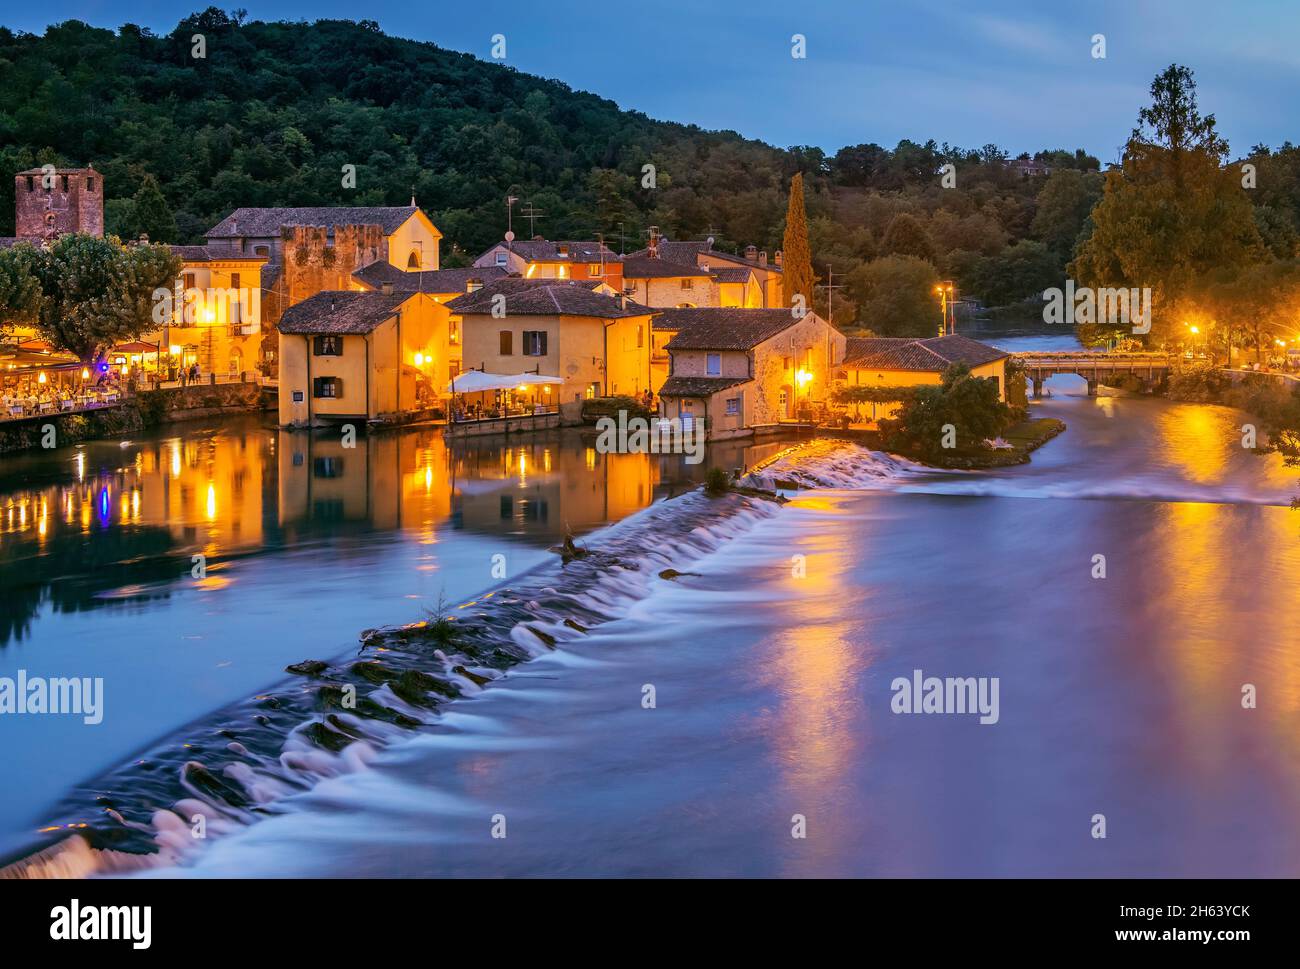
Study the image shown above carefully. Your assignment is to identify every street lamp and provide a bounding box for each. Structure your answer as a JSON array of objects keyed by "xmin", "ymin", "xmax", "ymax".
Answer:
[{"xmin": 933, "ymin": 282, "xmax": 956, "ymax": 336}]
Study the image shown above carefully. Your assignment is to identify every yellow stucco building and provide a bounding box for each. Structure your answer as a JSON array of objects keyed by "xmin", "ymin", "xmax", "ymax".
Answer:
[
  {"xmin": 656, "ymin": 308, "xmax": 845, "ymax": 439},
  {"xmin": 838, "ymin": 334, "xmax": 1010, "ymax": 425},
  {"xmin": 276, "ymin": 291, "xmax": 450, "ymax": 426},
  {"xmin": 448, "ymin": 279, "xmax": 653, "ymax": 422}
]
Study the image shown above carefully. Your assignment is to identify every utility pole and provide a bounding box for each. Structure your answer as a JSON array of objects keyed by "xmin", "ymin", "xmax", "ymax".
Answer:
[{"xmin": 818, "ymin": 265, "xmax": 844, "ymax": 328}]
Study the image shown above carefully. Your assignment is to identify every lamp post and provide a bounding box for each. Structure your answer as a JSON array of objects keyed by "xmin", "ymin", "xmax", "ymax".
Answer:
[{"xmin": 933, "ymin": 281, "xmax": 956, "ymax": 336}]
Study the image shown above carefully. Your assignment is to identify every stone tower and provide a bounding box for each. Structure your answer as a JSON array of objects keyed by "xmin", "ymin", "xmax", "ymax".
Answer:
[{"xmin": 15, "ymin": 167, "xmax": 104, "ymax": 240}]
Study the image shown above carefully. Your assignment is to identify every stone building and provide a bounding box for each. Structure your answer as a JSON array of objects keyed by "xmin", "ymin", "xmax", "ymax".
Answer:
[
  {"xmin": 656, "ymin": 307, "xmax": 844, "ymax": 439},
  {"xmin": 10, "ymin": 167, "xmax": 104, "ymax": 242}
]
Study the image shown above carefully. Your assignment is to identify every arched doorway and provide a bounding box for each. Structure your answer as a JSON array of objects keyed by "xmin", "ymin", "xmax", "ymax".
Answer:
[
  {"xmin": 779, "ymin": 384, "xmax": 793, "ymax": 420},
  {"xmin": 407, "ymin": 250, "xmax": 421, "ymax": 269}
]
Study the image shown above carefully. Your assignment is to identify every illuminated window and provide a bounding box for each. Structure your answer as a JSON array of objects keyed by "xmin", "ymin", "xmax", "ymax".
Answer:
[
  {"xmin": 313, "ymin": 376, "xmax": 342, "ymax": 398},
  {"xmin": 313, "ymin": 335, "xmax": 343, "ymax": 356}
]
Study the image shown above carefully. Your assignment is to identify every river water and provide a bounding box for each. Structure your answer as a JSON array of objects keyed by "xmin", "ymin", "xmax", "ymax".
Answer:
[{"xmin": 3, "ymin": 335, "xmax": 1300, "ymax": 876}]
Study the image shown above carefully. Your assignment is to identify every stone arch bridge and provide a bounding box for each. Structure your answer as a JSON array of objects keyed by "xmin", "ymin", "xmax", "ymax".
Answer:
[{"xmin": 1013, "ymin": 351, "xmax": 1173, "ymax": 397}]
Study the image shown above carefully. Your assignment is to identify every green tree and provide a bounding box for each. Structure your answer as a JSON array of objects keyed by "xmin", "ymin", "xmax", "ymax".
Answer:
[
  {"xmin": 1031, "ymin": 169, "xmax": 1103, "ymax": 258},
  {"xmin": 2, "ymin": 234, "xmax": 182, "ymax": 366},
  {"xmin": 1071, "ymin": 65, "xmax": 1263, "ymax": 345},
  {"xmin": 881, "ymin": 212, "xmax": 935, "ymax": 263},
  {"xmin": 782, "ymin": 172, "xmax": 814, "ymax": 309},
  {"xmin": 969, "ymin": 240, "xmax": 1061, "ymax": 306},
  {"xmin": 130, "ymin": 174, "xmax": 179, "ymax": 244},
  {"xmin": 882, "ymin": 363, "xmax": 1012, "ymax": 459},
  {"xmin": 0, "ymin": 243, "xmax": 44, "ymax": 337},
  {"xmin": 845, "ymin": 255, "xmax": 939, "ymax": 336}
]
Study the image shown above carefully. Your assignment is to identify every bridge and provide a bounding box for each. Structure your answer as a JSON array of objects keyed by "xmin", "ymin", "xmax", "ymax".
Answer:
[{"xmin": 1013, "ymin": 351, "xmax": 1173, "ymax": 397}]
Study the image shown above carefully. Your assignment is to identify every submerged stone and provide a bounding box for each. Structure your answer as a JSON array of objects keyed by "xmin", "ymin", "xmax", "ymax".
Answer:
[{"xmin": 286, "ymin": 660, "xmax": 329, "ymax": 676}]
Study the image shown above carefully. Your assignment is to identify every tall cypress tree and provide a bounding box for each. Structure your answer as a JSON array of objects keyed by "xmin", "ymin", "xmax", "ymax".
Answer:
[{"xmin": 782, "ymin": 173, "xmax": 814, "ymax": 310}]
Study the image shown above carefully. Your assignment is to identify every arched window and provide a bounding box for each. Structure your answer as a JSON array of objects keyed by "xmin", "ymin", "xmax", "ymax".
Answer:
[
  {"xmin": 407, "ymin": 251, "xmax": 421, "ymax": 269},
  {"xmin": 676, "ymin": 302, "xmax": 696, "ymax": 309}
]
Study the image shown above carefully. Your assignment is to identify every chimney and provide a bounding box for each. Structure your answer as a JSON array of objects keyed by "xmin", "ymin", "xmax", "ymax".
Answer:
[
  {"xmin": 330, "ymin": 296, "xmax": 336, "ymax": 312},
  {"xmin": 647, "ymin": 225, "xmax": 660, "ymax": 258},
  {"xmin": 759, "ymin": 250, "xmax": 768, "ymax": 267},
  {"xmin": 467, "ymin": 278, "xmax": 482, "ymax": 293},
  {"xmin": 774, "ymin": 250, "xmax": 783, "ymax": 268},
  {"xmin": 616, "ymin": 293, "xmax": 626, "ymax": 310},
  {"xmin": 744, "ymin": 244, "xmax": 758, "ymax": 262},
  {"xmin": 381, "ymin": 282, "xmax": 394, "ymax": 296}
]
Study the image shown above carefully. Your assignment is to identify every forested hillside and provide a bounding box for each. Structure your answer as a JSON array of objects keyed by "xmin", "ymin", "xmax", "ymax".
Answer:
[{"xmin": 3, "ymin": 10, "xmax": 1297, "ymax": 333}]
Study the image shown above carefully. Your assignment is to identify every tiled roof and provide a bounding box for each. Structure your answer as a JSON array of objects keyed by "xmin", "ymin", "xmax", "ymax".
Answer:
[
  {"xmin": 620, "ymin": 255, "xmax": 710, "ymax": 279},
  {"xmin": 658, "ymin": 375, "xmax": 752, "ymax": 398},
  {"xmin": 709, "ymin": 266, "xmax": 754, "ymax": 283},
  {"xmin": 447, "ymin": 278, "xmax": 650, "ymax": 318},
  {"xmin": 630, "ymin": 239, "xmax": 784, "ymax": 274},
  {"xmin": 702, "ymin": 249, "xmax": 783, "ymax": 274},
  {"xmin": 168, "ymin": 244, "xmax": 267, "ymax": 262},
  {"xmin": 635, "ymin": 240, "xmax": 714, "ymax": 264},
  {"xmin": 658, "ymin": 308, "xmax": 806, "ymax": 350},
  {"xmin": 353, "ymin": 261, "xmax": 513, "ymax": 294},
  {"xmin": 206, "ymin": 206, "xmax": 421, "ymax": 238},
  {"xmin": 482, "ymin": 239, "xmax": 621, "ymax": 263},
  {"xmin": 842, "ymin": 334, "xmax": 1008, "ymax": 371},
  {"xmin": 277, "ymin": 291, "xmax": 413, "ymax": 334}
]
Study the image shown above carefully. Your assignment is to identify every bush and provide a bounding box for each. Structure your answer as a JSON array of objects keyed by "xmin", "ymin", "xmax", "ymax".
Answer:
[
  {"xmin": 1166, "ymin": 362, "xmax": 1230, "ymax": 402},
  {"xmin": 881, "ymin": 363, "xmax": 1013, "ymax": 459},
  {"xmin": 703, "ymin": 467, "xmax": 731, "ymax": 496}
]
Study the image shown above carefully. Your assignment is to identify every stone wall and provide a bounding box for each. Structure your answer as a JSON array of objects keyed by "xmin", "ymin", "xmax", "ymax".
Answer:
[{"xmin": 0, "ymin": 383, "xmax": 266, "ymax": 454}]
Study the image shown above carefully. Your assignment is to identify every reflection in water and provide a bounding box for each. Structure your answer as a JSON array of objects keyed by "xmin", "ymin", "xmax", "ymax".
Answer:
[{"xmin": 0, "ymin": 417, "xmax": 783, "ymax": 648}]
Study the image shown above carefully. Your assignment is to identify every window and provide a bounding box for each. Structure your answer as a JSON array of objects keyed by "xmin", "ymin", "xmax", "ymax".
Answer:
[
  {"xmin": 313, "ymin": 456, "xmax": 344, "ymax": 478},
  {"xmin": 407, "ymin": 251, "xmax": 421, "ymax": 269},
  {"xmin": 60, "ymin": 175, "xmax": 68, "ymax": 191},
  {"xmin": 588, "ymin": 263, "xmax": 601, "ymax": 276},
  {"xmin": 725, "ymin": 397, "xmax": 740, "ymax": 416},
  {"xmin": 783, "ymin": 356, "xmax": 792, "ymax": 371},
  {"xmin": 254, "ymin": 245, "xmax": 269, "ymax": 257},
  {"xmin": 230, "ymin": 272, "xmax": 241, "ymax": 289},
  {"xmin": 313, "ymin": 335, "xmax": 343, "ymax": 356},
  {"xmin": 636, "ymin": 325, "xmax": 644, "ymax": 349},
  {"xmin": 449, "ymin": 319, "xmax": 460, "ymax": 345},
  {"xmin": 24, "ymin": 176, "xmax": 33, "ymax": 191},
  {"xmin": 523, "ymin": 330, "xmax": 547, "ymax": 356},
  {"xmin": 706, "ymin": 353, "xmax": 721, "ymax": 376},
  {"xmin": 313, "ymin": 376, "xmax": 342, "ymax": 398},
  {"xmin": 680, "ymin": 278, "xmax": 693, "ymax": 290},
  {"xmin": 494, "ymin": 251, "xmax": 509, "ymax": 267},
  {"xmin": 586, "ymin": 382, "xmax": 600, "ymax": 399},
  {"xmin": 182, "ymin": 272, "xmax": 197, "ymax": 291},
  {"xmin": 86, "ymin": 177, "xmax": 95, "ymax": 192},
  {"xmin": 499, "ymin": 331, "xmax": 513, "ymax": 355}
]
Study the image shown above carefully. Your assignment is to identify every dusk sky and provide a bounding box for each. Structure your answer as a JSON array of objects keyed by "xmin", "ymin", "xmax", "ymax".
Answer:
[{"xmin": 4, "ymin": 0, "xmax": 1298, "ymax": 162}]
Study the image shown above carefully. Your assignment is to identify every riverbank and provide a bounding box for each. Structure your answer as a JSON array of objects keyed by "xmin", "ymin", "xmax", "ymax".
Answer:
[{"xmin": 0, "ymin": 382, "xmax": 266, "ymax": 453}]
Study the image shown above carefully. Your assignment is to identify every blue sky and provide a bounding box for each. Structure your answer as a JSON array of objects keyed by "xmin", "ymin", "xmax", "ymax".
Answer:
[{"xmin": 5, "ymin": 0, "xmax": 1297, "ymax": 161}]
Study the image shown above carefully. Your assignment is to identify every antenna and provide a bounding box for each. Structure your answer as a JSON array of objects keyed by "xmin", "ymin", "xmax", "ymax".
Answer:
[
  {"xmin": 520, "ymin": 202, "xmax": 544, "ymax": 237},
  {"xmin": 818, "ymin": 265, "xmax": 844, "ymax": 328}
]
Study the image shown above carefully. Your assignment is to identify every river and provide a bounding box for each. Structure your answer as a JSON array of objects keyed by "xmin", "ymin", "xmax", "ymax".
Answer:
[{"xmin": 3, "ymin": 335, "xmax": 1300, "ymax": 876}]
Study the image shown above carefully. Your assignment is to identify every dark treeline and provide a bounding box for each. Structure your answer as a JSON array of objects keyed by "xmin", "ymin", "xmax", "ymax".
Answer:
[{"xmin": 3, "ymin": 11, "xmax": 1298, "ymax": 333}]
